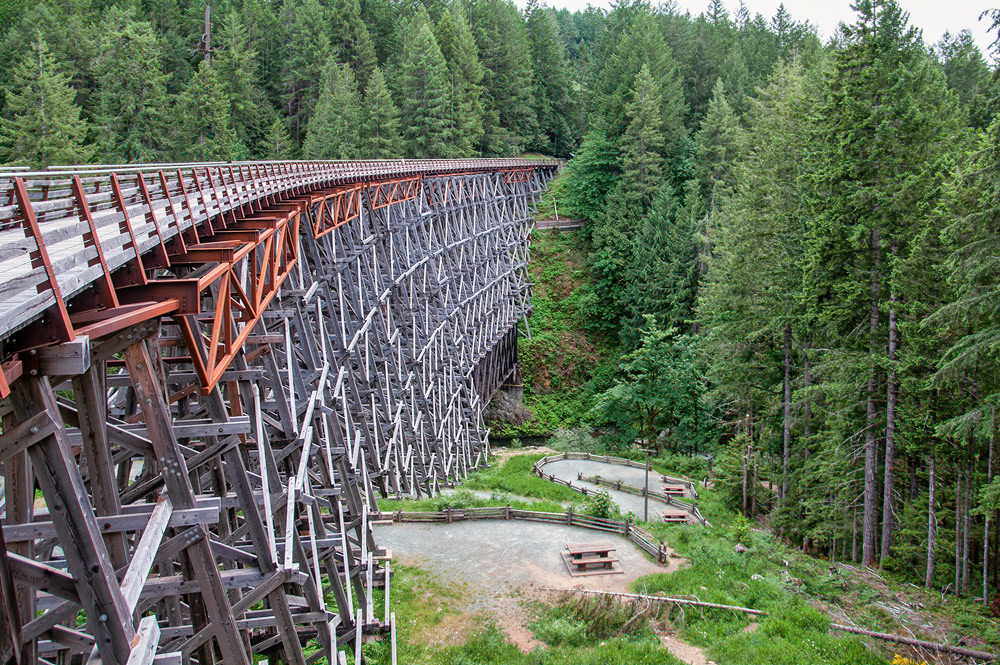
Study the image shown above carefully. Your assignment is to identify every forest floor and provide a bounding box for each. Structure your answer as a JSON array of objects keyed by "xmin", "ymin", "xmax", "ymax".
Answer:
[{"xmin": 363, "ymin": 449, "xmax": 1000, "ymax": 665}]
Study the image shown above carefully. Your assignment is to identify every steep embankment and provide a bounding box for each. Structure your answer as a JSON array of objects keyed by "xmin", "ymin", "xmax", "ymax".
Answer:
[{"xmin": 486, "ymin": 213, "xmax": 611, "ymax": 437}]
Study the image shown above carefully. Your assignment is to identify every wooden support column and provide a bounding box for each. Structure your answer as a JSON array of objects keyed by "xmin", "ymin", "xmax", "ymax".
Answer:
[
  {"xmin": 121, "ymin": 339, "xmax": 251, "ymax": 665},
  {"xmin": 11, "ymin": 376, "xmax": 134, "ymax": 664},
  {"xmin": 72, "ymin": 365, "xmax": 129, "ymax": 569}
]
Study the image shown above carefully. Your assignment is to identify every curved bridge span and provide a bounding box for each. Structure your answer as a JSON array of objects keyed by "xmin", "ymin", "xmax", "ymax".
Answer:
[{"xmin": 0, "ymin": 159, "xmax": 556, "ymax": 665}]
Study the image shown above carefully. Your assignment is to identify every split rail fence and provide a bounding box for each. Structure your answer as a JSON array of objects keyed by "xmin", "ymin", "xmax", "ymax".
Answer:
[
  {"xmin": 532, "ymin": 452, "xmax": 710, "ymax": 526},
  {"xmin": 375, "ymin": 505, "xmax": 671, "ymax": 563},
  {"xmin": 0, "ymin": 158, "xmax": 557, "ymax": 665}
]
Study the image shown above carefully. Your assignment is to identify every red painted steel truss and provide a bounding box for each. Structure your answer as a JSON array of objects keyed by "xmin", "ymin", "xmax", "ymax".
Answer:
[
  {"xmin": 0, "ymin": 161, "xmax": 558, "ymax": 399},
  {"xmin": 310, "ymin": 177, "xmax": 421, "ymax": 238},
  {"xmin": 4, "ymin": 169, "xmax": 305, "ymax": 396}
]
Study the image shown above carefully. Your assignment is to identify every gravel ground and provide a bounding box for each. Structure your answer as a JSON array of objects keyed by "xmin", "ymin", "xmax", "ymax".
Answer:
[
  {"xmin": 541, "ymin": 458, "xmax": 692, "ymax": 520},
  {"xmin": 375, "ymin": 519, "xmax": 684, "ymax": 650}
]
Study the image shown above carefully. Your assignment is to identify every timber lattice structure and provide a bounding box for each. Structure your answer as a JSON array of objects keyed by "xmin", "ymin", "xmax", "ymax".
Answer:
[{"xmin": 0, "ymin": 158, "xmax": 557, "ymax": 665}]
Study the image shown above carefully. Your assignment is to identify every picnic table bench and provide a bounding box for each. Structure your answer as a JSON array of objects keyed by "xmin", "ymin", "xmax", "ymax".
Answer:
[
  {"xmin": 561, "ymin": 541, "xmax": 624, "ymax": 576},
  {"xmin": 661, "ymin": 483, "xmax": 687, "ymax": 496},
  {"xmin": 661, "ymin": 509, "xmax": 690, "ymax": 523}
]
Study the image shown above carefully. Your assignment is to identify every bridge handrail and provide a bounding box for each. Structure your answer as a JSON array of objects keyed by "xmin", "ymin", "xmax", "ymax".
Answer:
[{"xmin": 0, "ymin": 158, "xmax": 558, "ymax": 344}]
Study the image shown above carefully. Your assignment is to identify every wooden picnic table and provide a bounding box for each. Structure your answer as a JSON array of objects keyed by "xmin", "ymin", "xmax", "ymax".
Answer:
[
  {"xmin": 562, "ymin": 542, "xmax": 623, "ymax": 576},
  {"xmin": 662, "ymin": 509, "xmax": 690, "ymax": 523}
]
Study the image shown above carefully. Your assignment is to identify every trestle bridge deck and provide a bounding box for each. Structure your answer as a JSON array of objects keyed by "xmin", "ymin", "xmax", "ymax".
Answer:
[{"xmin": 0, "ymin": 158, "xmax": 556, "ymax": 665}]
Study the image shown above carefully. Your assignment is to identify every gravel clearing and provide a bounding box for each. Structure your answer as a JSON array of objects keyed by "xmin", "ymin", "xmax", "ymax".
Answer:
[{"xmin": 375, "ymin": 519, "xmax": 685, "ymax": 650}]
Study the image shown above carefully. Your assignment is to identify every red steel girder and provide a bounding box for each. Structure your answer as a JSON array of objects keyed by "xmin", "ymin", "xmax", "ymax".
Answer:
[
  {"xmin": 310, "ymin": 177, "xmax": 420, "ymax": 239},
  {"xmin": 157, "ymin": 207, "xmax": 300, "ymax": 393}
]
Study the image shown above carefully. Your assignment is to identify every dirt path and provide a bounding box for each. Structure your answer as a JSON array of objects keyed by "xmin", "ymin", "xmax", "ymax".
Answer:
[{"xmin": 659, "ymin": 634, "xmax": 713, "ymax": 665}]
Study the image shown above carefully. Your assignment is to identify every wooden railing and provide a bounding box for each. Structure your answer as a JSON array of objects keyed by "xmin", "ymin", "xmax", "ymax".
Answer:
[
  {"xmin": 532, "ymin": 451, "xmax": 710, "ymax": 526},
  {"xmin": 375, "ymin": 505, "xmax": 671, "ymax": 563}
]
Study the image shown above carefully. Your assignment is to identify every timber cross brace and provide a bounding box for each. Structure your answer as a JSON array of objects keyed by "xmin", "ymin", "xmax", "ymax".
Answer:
[{"xmin": 0, "ymin": 159, "xmax": 557, "ymax": 665}]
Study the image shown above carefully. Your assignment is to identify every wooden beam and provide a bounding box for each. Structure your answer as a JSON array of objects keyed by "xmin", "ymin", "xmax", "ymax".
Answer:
[{"xmin": 33, "ymin": 335, "xmax": 91, "ymax": 376}]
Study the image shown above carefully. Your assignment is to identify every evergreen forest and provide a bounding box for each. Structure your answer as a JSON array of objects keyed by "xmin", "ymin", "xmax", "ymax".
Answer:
[{"xmin": 4, "ymin": 0, "xmax": 1000, "ymax": 613}]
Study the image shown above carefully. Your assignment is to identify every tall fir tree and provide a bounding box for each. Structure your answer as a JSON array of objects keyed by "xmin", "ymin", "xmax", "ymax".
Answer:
[
  {"xmin": 526, "ymin": 1, "xmax": 577, "ymax": 156},
  {"xmin": 0, "ymin": 32, "xmax": 92, "ymax": 167},
  {"xmin": 360, "ymin": 66, "xmax": 403, "ymax": 158},
  {"xmin": 397, "ymin": 10, "xmax": 452, "ymax": 158},
  {"xmin": 468, "ymin": 0, "xmax": 538, "ymax": 154},
  {"xmin": 174, "ymin": 59, "xmax": 238, "ymax": 161},
  {"xmin": 804, "ymin": 0, "xmax": 961, "ymax": 567},
  {"xmin": 262, "ymin": 117, "xmax": 295, "ymax": 160},
  {"xmin": 328, "ymin": 0, "xmax": 377, "ymax": 85},
  {"xmin": 94, "ymin": 7, "xmax": 170, "ymax": 162},
  {"xmin": 280, "ymin": 0, "xmax": 331, "ymax": 144},
  {"xmin": 435, "ymin": 4, "xmax": 485, "ymax": 156},
  {"xmin": 302, "ymin": 59, "xmax": 360, "ymax": 160},
  {"xmin": 215, "ymin": 11, "xmax": 273, "ymax": 157}
]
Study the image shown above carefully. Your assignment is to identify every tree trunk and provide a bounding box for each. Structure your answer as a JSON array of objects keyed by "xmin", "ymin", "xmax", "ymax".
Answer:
[
  {"xmin": 880, "ymin": 275, "xmax": 898, "ymax": 567},
  {"xmin": 741, "ymin": 412, "xmax": 750, "ymax": 516},
  {"xmin": 963, "ymin": 440, "xmax": 972, "ymax": 594},
  {"xmin": 803, "ymin": 340, "xmax": 812, "ymax": 458},
  {"xmin": 863, "ymin": 228, "xmax": 881, "ymax": 568},
  {"xmin": 986, "ymin": 408, "xmax": 995, "ymax": 607},
  {"xmin": 925, "ymin": 454, "xmax": 936, "ymax": 589},
  {"xmin": 955, "ymin": 464, "xmax": 963, "ymax": 595},
  {"xmin": 852, "ymin": 509, "xmax": 859, "ymax": 563},
  {"xmin": 782, "ymin": 325, "xmax": 792, "ymax": 511}
]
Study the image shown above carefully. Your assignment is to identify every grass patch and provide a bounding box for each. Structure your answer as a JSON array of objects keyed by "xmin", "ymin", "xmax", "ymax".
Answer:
[
  {"xmin": 634, "ymin": 521, "xmax": 888, "ymax": 664},
  {"xmin": 377, "ymin": 488, "xmax": 573, "ymax": 514},
  {"xmin": 531, "ymin": 595, "xmax": 658, "ymax": 647},
  {"xmin": 462, "ymin": 454, "xmax": 582, "ymax": 502}
]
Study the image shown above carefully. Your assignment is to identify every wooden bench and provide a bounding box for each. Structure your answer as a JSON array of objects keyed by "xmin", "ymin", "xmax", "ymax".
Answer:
[
  {"xmin": 561, "ymin": 542, "xmax": 624, "ymax": 576},
  {"xmin": 662, "ymin": 510, "xmax": 690, "ymax": 523},
  {"xmin": 661, "ymin": 483, "xmax": 687, "ymax": 496}
]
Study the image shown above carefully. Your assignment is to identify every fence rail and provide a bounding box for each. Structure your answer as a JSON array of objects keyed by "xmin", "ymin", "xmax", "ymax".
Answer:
[
  {"xmin": 376, "ymin": 505, "xmax": 673, "ymax": 562},
  {"xmin": 532, "ymin": 452, "xmax": 710, "ymax": 526}
]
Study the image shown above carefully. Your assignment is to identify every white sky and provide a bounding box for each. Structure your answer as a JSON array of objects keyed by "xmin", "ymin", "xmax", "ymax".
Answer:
[{"xmin": 524, "ymin": 0, "xmax": 998, "ymax": 60}]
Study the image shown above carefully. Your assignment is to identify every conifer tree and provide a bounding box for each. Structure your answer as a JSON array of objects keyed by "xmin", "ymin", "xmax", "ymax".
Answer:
[
  {"xmin": 0, "ymin": 32, "xmax": 92, "ymax": 167},
  {"xmin": 175, "ymin": 60, "xmax": 238, "ymax": 161},
  {"xmin": 693, "ymin": 78, "xmax": 743, "ymax": 210},
  {"xmin": 561, "ymin": 127, "xmax": 619, "ymax": 231},
  {"xmin": 302, "ymin": 59, "xmax": 360, "ymax": 160},
  {"xmin": 94, "ymin": 7, "xmax": 170, "ymax": 162},
  {"xmin": 280, "ymin": 0, "xmax": 331, "ymax": 144},
  {"xmin": 526, "ymin": 1, "xmax": 577, "ymax": 156},
  {"xmin": 805, "ymin": 0, "xmax": 961, "ymax": 567},
  {"xmin": 328, "ymin": 0, "xmax": 377, "ymax": 84},
  {"xmin": 262, "ymin": 118, "xmax": 295, "ymax": 160},
  {"xmin": 435, "ymin": 4, "xmax": 485, "ymax": 156},
  {"xmin": 397, "ymin": 11, "xmax": 452, "ymax": 158},
  {"xmin": 216, "ymin": 11, "xmax": 273, "ymax": 156},
  {"xmin": 699, "ymin": 61, "xmax": 815, "ymax": 530},
  {"xmin": 619, "ymin": 64, "xmax": 665, "ymax": 208},
  {"xmin": 594, "ymin": 9, "xmax": 687, "ymax": 157},
  {"xmin": 468, "ymin": 0, "xmax": 538, "ymax": 154},
  {"xmin": 360, "ymin": 67, "xmax": 403, "ymax": 158}
]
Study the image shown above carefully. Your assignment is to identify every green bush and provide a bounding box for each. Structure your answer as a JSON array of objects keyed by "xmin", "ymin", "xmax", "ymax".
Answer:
[{"xmin": 584, "ymin": 489, "xmax": 620, "ymax": 519}]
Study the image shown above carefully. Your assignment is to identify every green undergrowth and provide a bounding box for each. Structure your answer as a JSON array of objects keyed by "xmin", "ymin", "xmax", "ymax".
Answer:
[
  {"xmin": 491, "ymin": 228, "xmax": 612, "ymax": 438},
  {"xmin": 461, "ymin": 453, "xmax": 582, "ymax": 501},
  {"xmin": 376, "ymin": 488, "xmax": 573, "ymax": 514}
]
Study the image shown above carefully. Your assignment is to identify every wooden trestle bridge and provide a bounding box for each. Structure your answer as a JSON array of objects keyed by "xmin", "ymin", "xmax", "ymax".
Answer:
[{"xmin": 0, "ymin": 158, "xmax": 557, "ymax": 665}]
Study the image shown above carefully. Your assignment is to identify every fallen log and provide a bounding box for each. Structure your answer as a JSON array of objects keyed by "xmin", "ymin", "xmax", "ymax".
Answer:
[
  {"xmin": 829, "ymin": 624, "xmax": 996, "ymax": 662},
  {"xmin": 541, "ymin": 587, "xmax": 766, "ymax": 615},
  {"xmin": 545, "ymin": 587, "xmax": 996, "ymax": 662}
]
